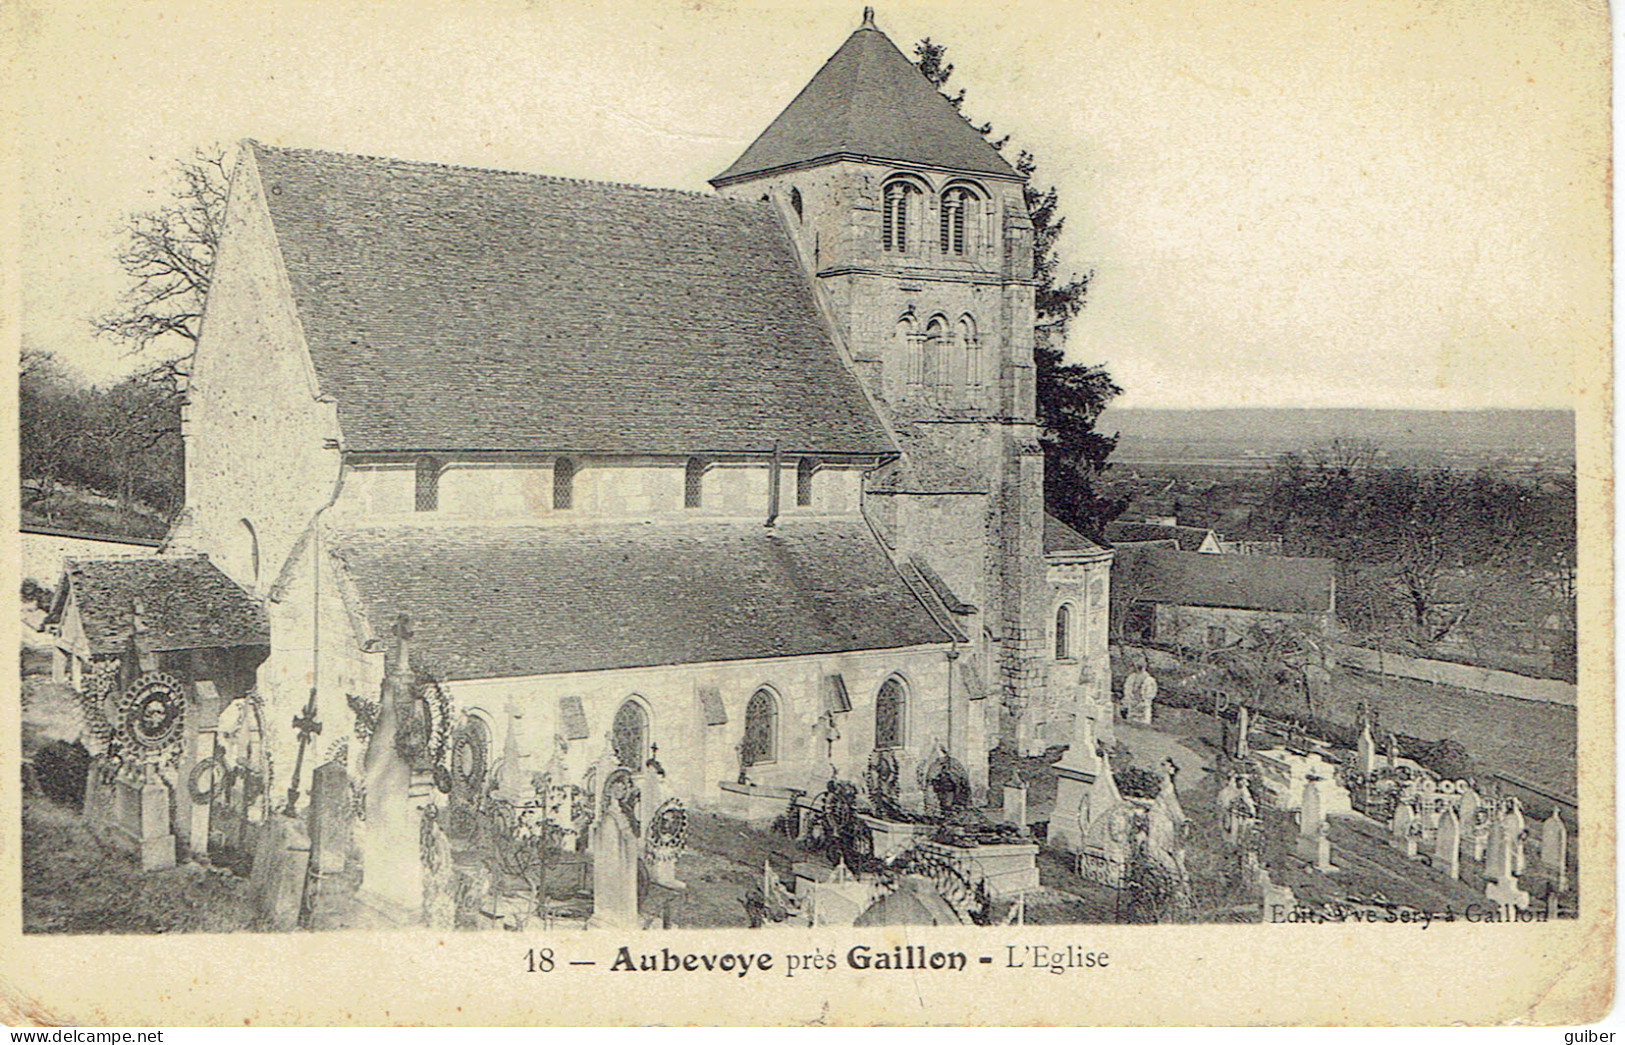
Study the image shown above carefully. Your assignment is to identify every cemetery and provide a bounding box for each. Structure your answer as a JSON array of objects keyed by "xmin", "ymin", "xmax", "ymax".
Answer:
[{"xmin": 24, "ymin": 597, "xmax": 1579, "ymax": 932}]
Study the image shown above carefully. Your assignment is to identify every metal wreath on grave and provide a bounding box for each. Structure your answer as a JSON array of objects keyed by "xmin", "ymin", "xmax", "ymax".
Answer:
[
  {"xmin": 116, "ymin": 671, "xmax": 187, "ymax": 765},
  {"xmin": 646, "ymin": 797, "xmax": 689, "ymax": 858},
  {"xmin": 396, "ymin": 678, "xmax": 452, "ymax": 774}
]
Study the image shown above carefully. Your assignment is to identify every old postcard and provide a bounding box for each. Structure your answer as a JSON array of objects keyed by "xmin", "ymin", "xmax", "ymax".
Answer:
[{"xmin": 1, "ymin": 0, "xmax": 1612, "ymax": 1026}]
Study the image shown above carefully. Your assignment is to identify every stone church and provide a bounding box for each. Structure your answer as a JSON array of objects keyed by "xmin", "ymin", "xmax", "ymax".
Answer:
[{"xmin": 136, "ymin": 8, "xmax": 1111, "ymax": 891}]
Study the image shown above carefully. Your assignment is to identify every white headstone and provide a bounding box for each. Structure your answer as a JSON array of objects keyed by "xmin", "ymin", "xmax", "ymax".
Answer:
[
  {"xmin": 588, "ymin": 783, "xmax": 641, "ymax": 930},
  {"xmin": 1541, "ymin": 810, "xmax": 1568, "ymax": 892},
  {"xmin": 1504, "ymin": 798, "xmax": 1527, "ymax": 876},
  {"xmin": 1357, "ymin": 723, "xmax": 1375, "ymax": 779},
  {"xmin": 1436, "ymin": 805, "xmax": 1461, "ymax": 880},
  {"xmin": 1236, "ymin": 706, "xmax": 1251, "ymax": 759}
]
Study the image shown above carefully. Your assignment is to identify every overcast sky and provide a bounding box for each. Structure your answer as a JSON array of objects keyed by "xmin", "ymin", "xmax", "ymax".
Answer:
[{"xmin": 7, "ymin": 0, "xmax": 1610, "ymax": 409}]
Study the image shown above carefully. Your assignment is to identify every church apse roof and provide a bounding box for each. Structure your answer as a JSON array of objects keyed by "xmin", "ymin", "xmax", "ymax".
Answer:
[
  {"xmin": 248, "ymin": 143, "xmax": 894, "ymax": 458},
  {"xmin": 326, "ymin": 518, "xmax": 956, "ymax": 681},
  {"xmin": 711, "ymin": 14, "xmax": 1020, "ymax": 186}
]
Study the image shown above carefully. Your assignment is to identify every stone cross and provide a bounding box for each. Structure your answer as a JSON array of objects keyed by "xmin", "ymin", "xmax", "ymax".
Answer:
[
  {"xmin": 1541, "ymin": 810, "xmax": 1568, "ymax": 893},
  {"xmin": 1436, "ymin": 804, "xmax": 1461, "ymax": 881}
]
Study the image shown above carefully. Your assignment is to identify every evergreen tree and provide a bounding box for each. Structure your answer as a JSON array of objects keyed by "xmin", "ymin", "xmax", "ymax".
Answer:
[{"xmin": 915, "ymin": 39, "xmax": 1125, "ymax": 536}]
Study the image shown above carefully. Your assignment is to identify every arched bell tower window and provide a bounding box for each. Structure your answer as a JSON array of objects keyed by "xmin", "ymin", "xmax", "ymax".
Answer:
[
  {"xmin": 940, "ymin": 185, "xmax": 979, "ymax": 255},
  {"xmin": 553, "ymin": 457, "xmax": 576, "ymax": 510},
  {"xmin": 684, "ymin": 457, "xmax": 705, "ymax": 509},
  {"xmin": 789, "ymin": 187, "xmax": 803, "ymax": 221},
  {"xmin": 238, "ymin": 518, "xmax": 260, "ymax": 588},
  {"xmin": 1056, "ymin": 603, "xmax": 1074, "ymax": 660},
  {"xmin": 882, "ymin": 179, "xmax": 921, "ymax": 253}
]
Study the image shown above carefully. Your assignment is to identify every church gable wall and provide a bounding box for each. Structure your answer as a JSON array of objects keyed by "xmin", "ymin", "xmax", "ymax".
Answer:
[{"xmin": 183, "ymin": 146, "xmax": 342, "ymax": 595}]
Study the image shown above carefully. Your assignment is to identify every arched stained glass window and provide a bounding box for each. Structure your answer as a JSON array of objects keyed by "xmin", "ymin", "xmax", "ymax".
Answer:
[
  {"xmin": 875, "ymin": 677, "xmax": 906, "ymax": 750},
  {"xmin": 612, "ymin": 699, "xmax": 648, "ymax": 769},
  {"xmin": 742, "ymin": 688, "xmax": 778, "ymax": 766}
]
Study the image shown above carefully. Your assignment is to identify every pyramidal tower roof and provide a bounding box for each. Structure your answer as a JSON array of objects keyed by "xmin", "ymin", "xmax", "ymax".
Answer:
[{"xmin": 711, "ymin": 8, "xmax": 1021, "ymax": 186}]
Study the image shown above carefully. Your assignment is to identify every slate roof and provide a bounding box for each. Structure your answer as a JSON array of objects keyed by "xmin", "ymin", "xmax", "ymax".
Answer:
[
  {"xmin": 1044, "ymin": 514, "xmax": 1110, "ymax": 560},
  {"xmin": 48, "ymin": 556, "xmax": 269, "ymax": 656},
  {"xmin": 326, "ymin": 519, "xmax": 954, "ymax": 681},
  {"xmin": 249, "ymin": 143, "xmax": 895, "ymax": 458},
  {"xmin": 712, "ymin": 18, "xmax": 1019, "ymax": 185},
  {"xmin": 1113, "ymin": 548, "xmax": 1336, "ymax": 614},
  {"xmin": 1104, "ymin": 521, "xmax": 1220, "ymax": 552}
]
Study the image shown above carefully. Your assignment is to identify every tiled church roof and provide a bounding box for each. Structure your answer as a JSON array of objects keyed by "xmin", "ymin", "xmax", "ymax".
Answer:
[
  {"xmin": 327, "ymin": 519, "xmax": 954, "ymax": 681},
  {"xmin": 711, "ymin": 16, "xmax": 1019, "ymax": 185},
  {"xmin": 1044, "ymin": 514, "xmax": 1110, "ymax": 560},
  {"xmin": 48, "ymin": 556, "xmax": 268, "ymax": 656},
  {"xmin": 250, "ymin": 143, "xmax": 895, "ymax": 458}
]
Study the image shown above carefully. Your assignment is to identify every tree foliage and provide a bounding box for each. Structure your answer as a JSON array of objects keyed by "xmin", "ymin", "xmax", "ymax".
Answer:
[
  {"xmin": 1261, "ymin": 444, "xmax": 1576, "ymax": 652},
  {"xmin": 915, "ymin": 39, "xmax": 1124, "ymax": 536}
]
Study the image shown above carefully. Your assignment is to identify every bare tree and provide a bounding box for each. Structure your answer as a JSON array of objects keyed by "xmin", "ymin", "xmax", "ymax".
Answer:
[{"xmin": 93, "ymin": 147, "xmax": 230, "ymax": 372}]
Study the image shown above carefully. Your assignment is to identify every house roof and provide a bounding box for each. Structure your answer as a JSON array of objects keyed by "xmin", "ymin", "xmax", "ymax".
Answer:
[
  {"xmin": 1104, "ymin": 521, "xmax": 1219, "ymax": 552},
  {"xmin": 47, "ymin": 556, "xmax": 269, "ymax": 657},
  {"xmin": 326, "ymin": 519, "xmax": 955, "ymax": 681},
  {"xmin": 711, "ymin": 17, "xmax": 1019, "ymax": 185},
  {"xmin": 1044, "ymin": 514, "xmax": 1110, "ymax": 561},
  {"xmin": 1113, "ymin": 548, "xmax": 1336, "ymax": 614},
  {"xmin": 249, "ymin": 142, "xmax": 895, "ymax": 458}
]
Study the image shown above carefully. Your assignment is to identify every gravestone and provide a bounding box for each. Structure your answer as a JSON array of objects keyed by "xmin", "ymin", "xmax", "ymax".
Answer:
[
  {"xmin": 1541, "ymin": 810, "xmax": 1568, "ymax": 892},
  {"xmin": 1121, "ymin": 668, "xmax": 1156, "ymax": 725},
  {"xmin": 1390, "ymin": 799, "xmax": 1414, "ymax": 850},
  {"xmin": 1001, "ymin": 774, "xmax": 1029, "ymax": 835},
  {"xmin": 1504, "ymin": 798, "xmax": 1527, "ymax": 876},
  {"xmin": 248, "ymin": 813, "xmax": 311, "ymax": 931},
  {"xmin": 308, "ymin": 760, "xmax": 352, "ymax": 875},
  {"xmin": 1235, "ymin": 706, "xmax": 1250, "ymax": 759},
  {"xmin": 1314, "ymin": 820, "xmax": 1336, "ymax": 873},
  {"xmin": 420, "ymin": 805, "xmax": 456, "ymax": 931},
  {"xmin": 1046, "ymin": 710, "xmax": 1121, "ymax": 855},
  {"xmin": 1459, "ymin": 787, "xmax": 1486, "ymax": 861},
  {"xmin": 1436, "ymin": 804, "xmax": 1461, "ymax": 881},
  {"xmin": 1357, "ymin": 722, "xmax": 1375, "ymax": 779},
  {"xmin": 1386, "ymin": 733, "xmax": 1401, "ymax": 772},
  {"xmin": 498, "ymin": 700, "xmax": 537, "ymax": 803},
  {"xmin": 1484, "ymin": 812, "xmax": 1529, "ymax": 911},
  {"xmin": 1295, "ymin": 775, "xmax": 1324, "ymax": 862},
  {"xmin": 139, "ymin": 769, "xmax": 177, "ymax": 871},
  {"xmin": 1258, "ymin": 868, "xmax": 1295, "ymax": 924},
  {"xmin": 588, "ymin": 772, "xmax": 641, "ymax": 929},
  {"xmin": 1403, "ymin": 822, "xmax": 1419, "ymax": 860}
]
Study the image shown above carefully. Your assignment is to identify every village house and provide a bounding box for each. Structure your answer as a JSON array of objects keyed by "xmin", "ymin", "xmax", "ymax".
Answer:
[
  {"xmin": 43, "ymin": 8, "xmax": 1113, "ymax": 901},
  {"xmin": 1111, "ymin": 546, "xmax": 1335, "ymax": 650}
]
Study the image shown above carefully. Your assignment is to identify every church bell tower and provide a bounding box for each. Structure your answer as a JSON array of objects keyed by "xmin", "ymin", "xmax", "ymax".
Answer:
[{"xmin": 712, "ymin": 8, "xmax": 1051, "ymax": 753}]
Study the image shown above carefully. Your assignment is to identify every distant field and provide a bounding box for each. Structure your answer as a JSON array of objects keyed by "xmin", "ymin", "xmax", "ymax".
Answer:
[{"xmin": 1101, "ymin": 407, "xmax": 1575, "ymax": 471}]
